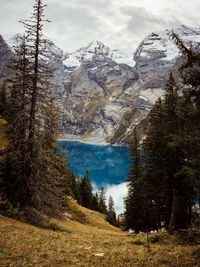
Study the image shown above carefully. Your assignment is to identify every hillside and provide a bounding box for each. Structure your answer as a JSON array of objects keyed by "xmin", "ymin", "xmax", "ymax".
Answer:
[{"xmin": 0, "ymin": 198, "xmax": 200, "ymax": 266}]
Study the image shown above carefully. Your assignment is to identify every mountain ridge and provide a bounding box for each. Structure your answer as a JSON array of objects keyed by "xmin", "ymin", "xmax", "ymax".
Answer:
[
  {"xmin": 1, "ymin": 25, "xmax": 200, "ymax": 145},
  {"xmin": 54, "ymin": 25, "xmax": 200, "ymax": 145}
]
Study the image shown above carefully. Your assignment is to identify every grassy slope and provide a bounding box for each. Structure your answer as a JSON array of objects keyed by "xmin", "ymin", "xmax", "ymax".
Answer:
[
  {"xmin": 0, "ymin": 121, "xmax": 199, "ymax": 266},
  {"xmin": 1, "ymin": 199, "xmax": 200, "ymax": 266}
]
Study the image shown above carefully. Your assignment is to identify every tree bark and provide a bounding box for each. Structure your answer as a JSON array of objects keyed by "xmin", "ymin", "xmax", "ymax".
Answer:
[{"xmin": 168, "ymin": 188, "xmax": 188, "ymax": 234}]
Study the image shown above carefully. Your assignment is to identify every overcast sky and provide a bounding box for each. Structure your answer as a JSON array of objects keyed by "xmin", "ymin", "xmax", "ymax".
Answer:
[{"xmin": 1, "ymin": 0, "xmax": 200, "ymax": 53}]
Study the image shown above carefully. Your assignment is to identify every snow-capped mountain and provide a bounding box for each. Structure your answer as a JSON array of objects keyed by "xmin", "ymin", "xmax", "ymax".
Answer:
[
  {"xmin": 136, "ymin": 25, "xmax": 200, "ymax": 62},
  {"xmin": 1, "ymin": 25, "xmax": 200, "ymax": 145},
  {"xmin": 46, "ymin": 40, "xmax": 138, "ymax": 144},
  {"xmin": 53, "ymin": 25, "xmax": 200, "ymax": 145},
  {"xmin": 133, "ymin": 25, "xmax": 200, "ymax": 108},
  {"xmin": 63, "ymin": 41, "xmax": 135, "ymax": 69}
]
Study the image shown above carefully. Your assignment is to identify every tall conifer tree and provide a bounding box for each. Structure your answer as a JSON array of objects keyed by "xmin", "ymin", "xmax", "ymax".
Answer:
[
  {"xmin": 0, "ymin": 0, "xmax": 72, "ymax": 221},
  {"xmin": 123, "ymin": 128, "xmax": 156, "ymax": 232}
]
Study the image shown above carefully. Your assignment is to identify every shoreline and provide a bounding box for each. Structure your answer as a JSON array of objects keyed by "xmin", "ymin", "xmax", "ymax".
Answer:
[
  {"xmin": 57, "ymin": 135, "xmax": 110, "ymax": 146},
  {"xmin": 57, "ymin": 135, "xmax": 126, "ymax": 147}
]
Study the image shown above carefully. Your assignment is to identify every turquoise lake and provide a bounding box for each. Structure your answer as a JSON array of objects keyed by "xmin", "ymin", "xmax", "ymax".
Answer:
[{"xmin": 59, "ymin": 141, "xmax": 130, "ymax": 188}]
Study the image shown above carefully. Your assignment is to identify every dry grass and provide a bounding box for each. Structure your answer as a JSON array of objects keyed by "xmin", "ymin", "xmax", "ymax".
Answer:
[
  {"xmin": 0, "ymin": 117, "xmax": 8, "ymax": 151},
  {"xmin": 0, "ymin": 124, "xmax": 199, "ymax": 266},
  {"xmin": 1, "ymin": 199, "xmax": 200, "ymax": 266}
]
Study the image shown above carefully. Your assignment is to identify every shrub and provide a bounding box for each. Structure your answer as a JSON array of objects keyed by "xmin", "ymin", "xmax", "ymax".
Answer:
[{"xmin": 0, "ymin": 201, "xmax": 21, "ymax": 219}]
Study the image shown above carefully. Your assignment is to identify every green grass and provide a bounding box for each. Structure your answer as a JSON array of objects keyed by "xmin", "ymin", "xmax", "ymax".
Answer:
[{"xmin": 1, "ymin": 198, "xmax": 200, "ymax": 266}]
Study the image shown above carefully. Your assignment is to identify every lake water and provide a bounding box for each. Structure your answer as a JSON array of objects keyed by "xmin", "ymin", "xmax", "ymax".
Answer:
[
  {"xmin": 59, "ymin": 141, "xmax": 130, "ymax": 214},
  {"xmin": 59, "ymin": 141, "xmax": 130, "ymax": 186}
]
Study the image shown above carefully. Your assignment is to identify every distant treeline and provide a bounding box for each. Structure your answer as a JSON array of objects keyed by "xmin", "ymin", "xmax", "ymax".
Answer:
[{"xmin": 67, "ymin": 170, "xmax": 118, "ymax": 226}]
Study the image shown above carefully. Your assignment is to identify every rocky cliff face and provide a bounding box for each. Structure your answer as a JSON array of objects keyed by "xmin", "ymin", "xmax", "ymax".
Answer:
[
  {"xmin": 134, "ymin": 25, "xmax": 200, "ymax": 108},
  {"xmin": 0, "ymin": 35, "xmax": 13, "ymax": 79},
  {"xmin": 46, "ymin": 40, "xmax": 139, "ymax": 144},
  {"xmin": 1, "ymin": 25, "xmax": 200, "ymax": 145},
  {"xmin": 52, "ymin": 25, "xmax": 200, "ymax": 145}
]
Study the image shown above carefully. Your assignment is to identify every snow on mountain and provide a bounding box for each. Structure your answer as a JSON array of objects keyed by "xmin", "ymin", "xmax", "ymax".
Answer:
[
  {"xmin": 42, "ymin": 25, "xmax": 200, "ymax": 145},
  {"xmin": 110, "ymin": 49, "xmax": 135, "ymax": 67},
  {"xmin": 135, "ymin": 31, "xmax": 180, "ymax": 61},
  {"xmin": 135, "ymin": 25, "xmax": 200, "ymax": 63},
  {"xmin": 45, "ymin": 39, "xmax": 68, "ymax": 61},
  {"xmin": 63, "ymin": 41, "xmax": 135, "ymax": 69},
  {"xmin": 175, "ymin": 24, "xmax": 200, "ymax": 40},
  {"xmin": 1, "ymin": 25, "xmax": 200, "ymax": 145}
]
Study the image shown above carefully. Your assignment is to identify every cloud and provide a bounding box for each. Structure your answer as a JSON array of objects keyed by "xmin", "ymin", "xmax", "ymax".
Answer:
[
  {"xmin": 0, "ymin": 0, "xmax": 200, "ymax": 56},
  {"xmin": 45, "ymin": 2, "xmax": 103, "ymax": 51},
  {"xmin": 0, "ymin": 0, "xmax": 32, "ymax": 39},
  {"xmin": 105, "ymin": 182, "xmax": 128, "ymax": 216},
  {"xmin": 120, "ymin": 6, "xmax": 181, "ymax": 39}
]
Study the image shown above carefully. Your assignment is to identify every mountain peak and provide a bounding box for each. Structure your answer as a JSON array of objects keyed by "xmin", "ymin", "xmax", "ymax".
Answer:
[
  {"xmin": 83, "ymin": 40, "xmax": 110, "ymax": 57},
  {"xmin": 62, "ymin": 40, "xmax": 109, "ymax": 68},
  {"xmin": 134, "ymin": 25, "xmax": 200, "ymax": 63},
  {"xmin": 63, "ymin": 40, "xmax": 135, "ymax": 69},
  {"xmin": 87, "ymin": 40, "xmax": 107, "ymax": 48}
]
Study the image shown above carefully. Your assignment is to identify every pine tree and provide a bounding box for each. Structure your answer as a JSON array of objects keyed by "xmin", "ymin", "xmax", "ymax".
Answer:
[
  {"xmin": 79, "ymin": 170, "xmax": 94, "ymax": 209},
  {"xmin": 142, "ymin": 74, "xmax": 189, "ymax": 232},
  {"xmin": 127, "ymin": 127, "xmax": 141, "ymax": 187},
  {"xmin": 0, "ymin": 0, "xmax": 72, "ymax": 222},
  {"xmin": 107, "ymin": 196, "xmax": 117, "ymax": 226},
  {"xmin": 20, "ymin": 0, "xmax": 52, "ymax": 210},
  {"xmin": 91, "ymin": 192, "xmax": 100, "ymax": 212},
  {"xmin": 141, "ymin": 71, "xmax": 196, "ymax": 233},
  {"xmin": 0, "ymin": 34, "xmax": 31, "ymax": 207},
  {"xmin": 167, "ymin": 32, "xmax": 200, "ymax": 232},
  {"xmin": 99, "ymin": 186, "xmax": 107, "ymax": 214},
  {"xmin": 122, "ymin": 34, "xmax": 200, "ymax": 234},
  {"xmin": 123, "ymin": 127, "xmax": 155, "ymax": 232},
  {"xmin": 164, "ymin": 74, "xmax": 190, "ymax": 232}
]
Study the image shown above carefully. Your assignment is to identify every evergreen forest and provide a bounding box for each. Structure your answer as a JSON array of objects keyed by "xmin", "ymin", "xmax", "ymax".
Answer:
[{"xmin": 124, "ymin": 32, "xmax": 200, "ymax": 234}]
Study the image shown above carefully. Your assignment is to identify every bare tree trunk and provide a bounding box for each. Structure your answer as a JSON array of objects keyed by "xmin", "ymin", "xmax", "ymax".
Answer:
[
  {"xmin": 168, "ymin": 188, "xmax": 188, "ymax": 234},
  {"xmin": 26, "ymin": 0, "xmax": 41, "ymax": 206}
]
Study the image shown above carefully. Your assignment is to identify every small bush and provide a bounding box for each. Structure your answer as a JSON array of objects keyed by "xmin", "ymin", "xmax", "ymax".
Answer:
[
  {"xmin": 132, "ymin": 239, "xmax": 144, "ymax": 245},
  {"xmin": 43, "ymin": 220, "xmax": 71, "ymax": 232},
  {"xmin": 23, "ymin": 206, "xmax": 46, "ymax": 227},
  {"xmin": 149, "ymin": 234, "xmax": 162, "ymax": 244},
  {"xmin": 0, "ymin": 201, "xmax": 21, "ymax": 219},
  {"xmin": 192, "ymin": 247, "xmax": 200, "ymax": 260},
  {"xmin": 131, "ymin": 235, "xmax": 145, "ymax": 245},
  {"xmin": 23, "ymin": 206, "xmax": 70, "ymax": 232},
  {"xmin": 173, "ymin": 232, "xmax": 200, "ymax": 245}
]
